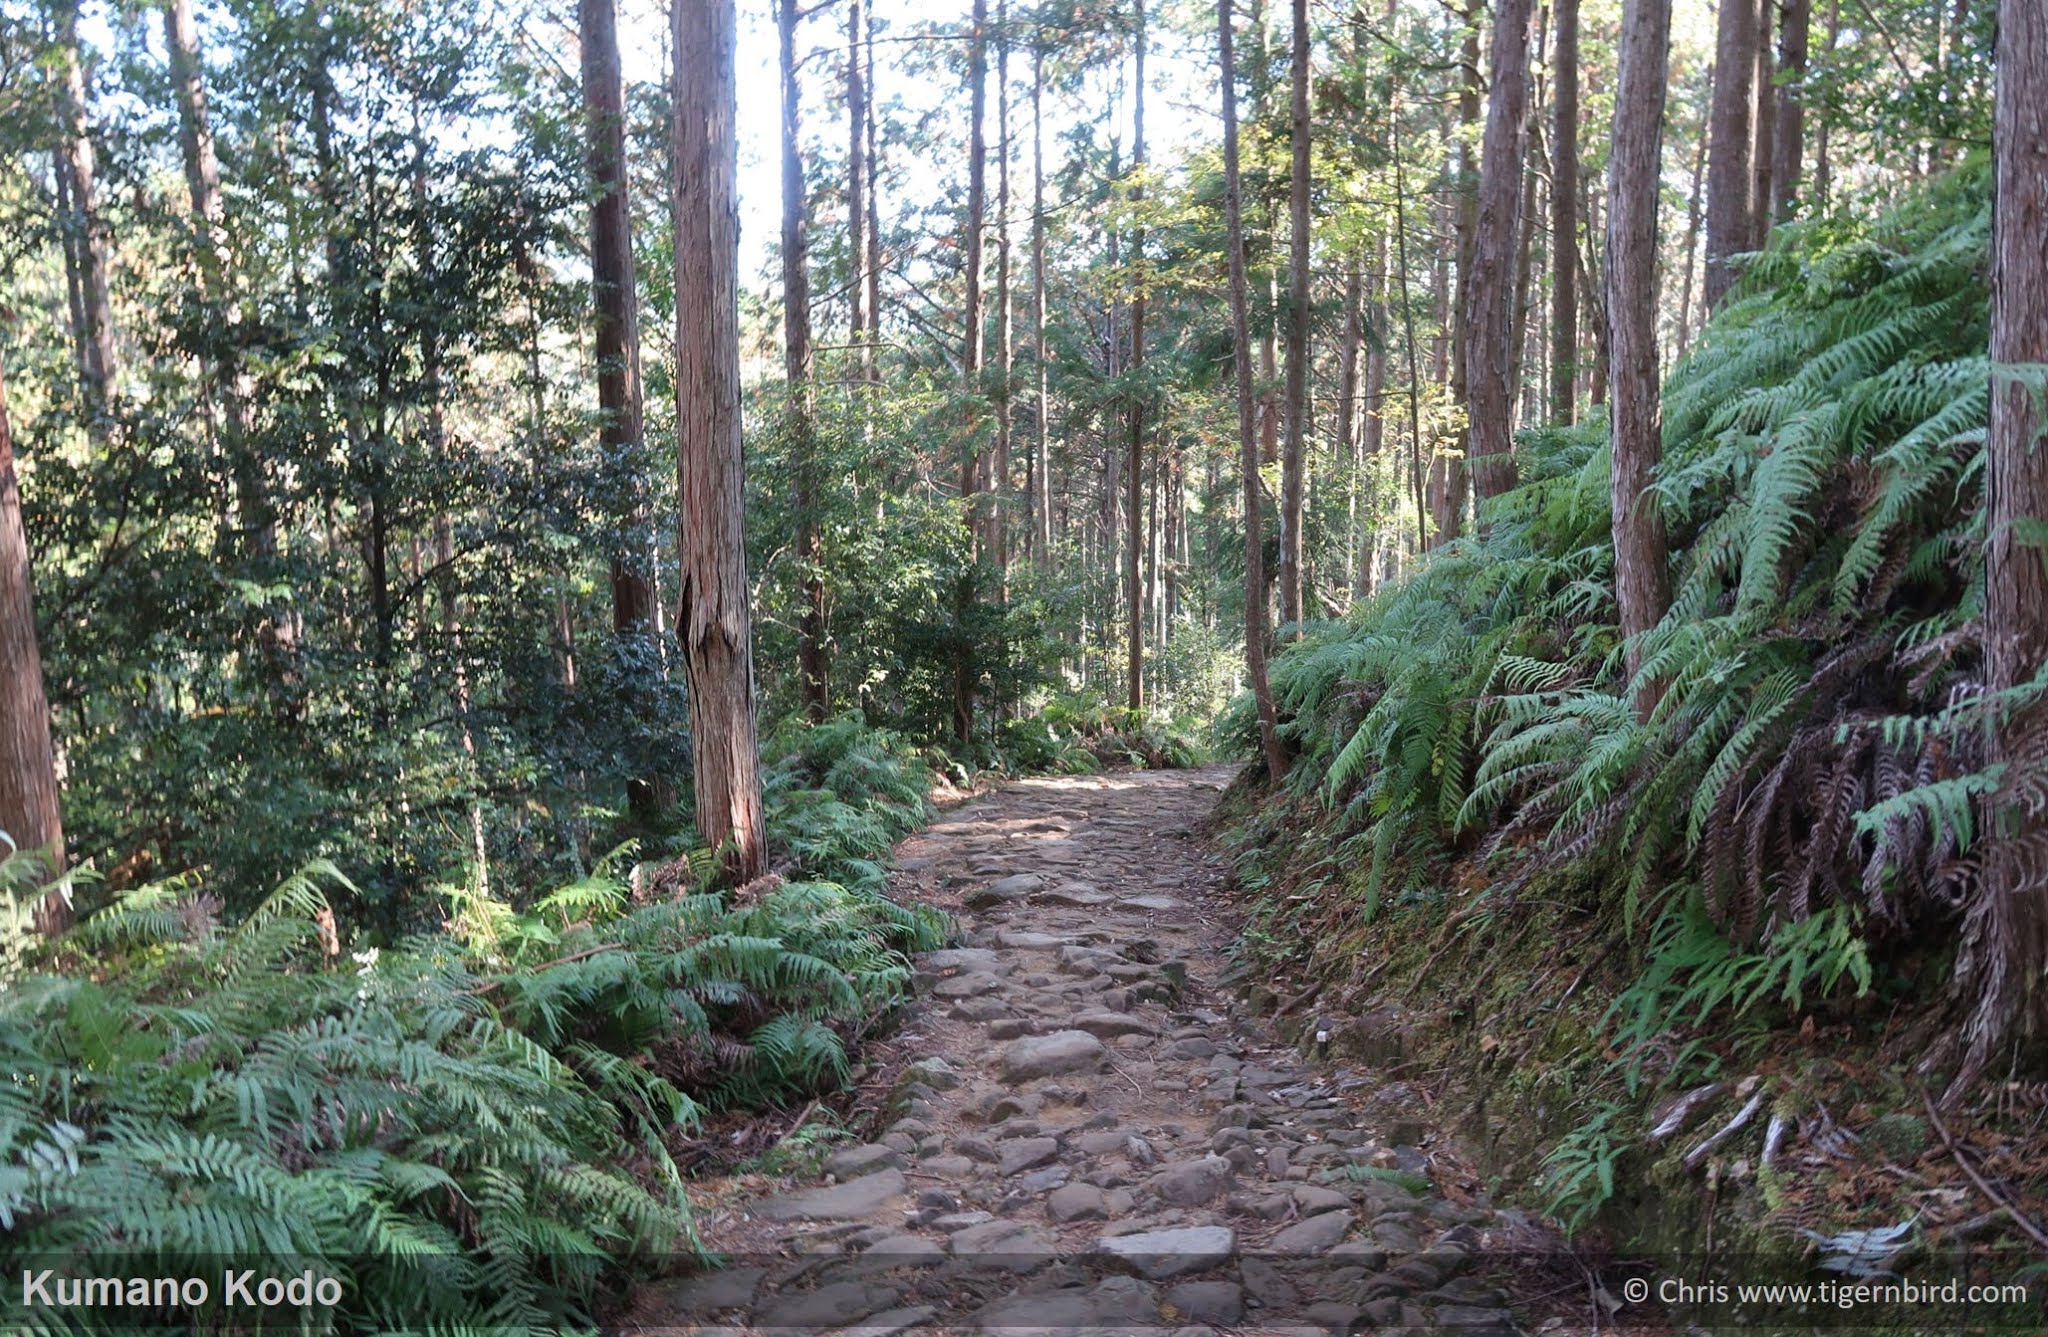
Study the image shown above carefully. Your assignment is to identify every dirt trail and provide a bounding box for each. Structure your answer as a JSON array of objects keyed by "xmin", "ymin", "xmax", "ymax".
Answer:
[{"xmin": 632, "ymin": 766, "xmax": 1587, "ymax": 1335}]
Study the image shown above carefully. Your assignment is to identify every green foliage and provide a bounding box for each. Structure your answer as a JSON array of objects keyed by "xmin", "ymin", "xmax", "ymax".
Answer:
[
  {"xmin": 1242, "ymin": 167, "xmax": 2010, "ymax": 1101},
  {"xmin": 1542, "ymin": 1102, "xmax": 1627, "ymax": 1235}
]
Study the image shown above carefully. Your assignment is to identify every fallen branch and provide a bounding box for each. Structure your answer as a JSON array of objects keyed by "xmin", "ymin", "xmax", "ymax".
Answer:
[
  {"xmin": 1922, "ymin": 1090, "xmax": 2048, "ymax": 1252},
  {"xmin": 1686, "ymin": 1084, "xmax": 1767, "ymax": 1170},
  {"xmin": 1650, "ymin": 1082, "xmax": 1727, "ymax": 1143}
]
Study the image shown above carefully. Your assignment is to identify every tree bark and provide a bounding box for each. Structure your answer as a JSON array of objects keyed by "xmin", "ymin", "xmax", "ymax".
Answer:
[
  {"xmin": 581, "ymin": 0, "xmax": 658, "ymax": 648},
  {"xmin": 673, "ymin": 0, "xmax": 767, "ymax": 882},
  {"xmin": 1705, "ymin": 0, "xmax": 1757, "ymax": 309},
  {"xmin": 0, "ymin": 356, "xmax": 67, "ymax": 934},
  {"xmin": 1126, "ymin": 0, "xmax": 1148, "ymax": 712},
  {"xmin": 1676, "ymin": 80, "xmax": 1710, "ymax": 359},
  {"xmin": 778, "ymin": 0, "xmax": 828, "ymax": 722},
  {"xmin": 1277, "ymin": 0, "xmax": 1311, "ymax": 633},
  {"xmin": 1771, "ymin": 0, "xmax": 1809, "ymax": 223},
  {"xmin": 1462, "ymin": 0, "xmax": 1537, "ymax": 517},
  {"xmin": 54, "ymin": 0, "xmax": 115, "ymax": 409},
  {"xmin": 1961, "ymin": 0, "xmax": 2048, "ymax": 1095},
  {"xmin": 1031, "ymin": 39, "xmax": 1052, "ymax": 567},
  {"xmin": 1606, "ymin": 0, "xmax": 1674, "ymax": 720},
  {"xmin": 1221, "ymin": 0, "xmax": 1288, "ymax": 786},
  {"xmin": 1747, "ymin": 0, "xmax": 1776, "ymax": 250},
  {"xmin": 995, "ymin": 0, "xmax": 1014, "ymax": 587},
  {"xmin": 1550, "ymin": 0, "xmax": 1580, "ymax": 424},
  {"xmin": 848, "ymin": 0, "xmax": 869, "ymax": 383},
  {"xmin": 864, "ymin": 3, "xmax": 883, "ymax": 396},
  {"xmin": 960, "ymin": 0, "xmax": 989, "ymax": 544}
]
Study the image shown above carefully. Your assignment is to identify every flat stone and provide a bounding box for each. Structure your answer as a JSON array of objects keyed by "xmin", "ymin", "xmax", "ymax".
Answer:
[
  {"xmin": 955, "ymin": 1135, "xmax": 999, "ymax": 1163},
  {"xmin": 1095, "ymin": 1225, "xmax": 1236, "ymax": 1280},
  {"xmin": 825, "ymin": 1144, "xmax": 905, "ymax": 1179},
  {"xmin": 1076, "ymin": 1129, "xmax": 1128, "ymax": 1155},
  {"xmin": 932, "ymin": 973, "xmax": 1005, "ymax": 999},
  {"xmin": 1163, "ymin": 1280, "xmax": 1244, "ymax": 1325},
  {"xmin": 920, "ymin": 948, "xmax": 1005, "ymax": 975},
  {"xmin": 1238, "ymin": 1255, "xmax": 1298, "ymax": 1309},
  {"xmin": 753, "ymin": 1169, "xmax": 907, "ymax": 1221},
  {"xmin": 1000, "ymin": 1029, "xmax": 1106, "ymax": 1083},
  {"xmin": 971, "ymin": 1275, "xmax": 1157, "ymax": 1330},
  {"xmin": 755, "ymin": 1280, "xmax": 903, "ymax": 1329},
  {"xmin": 920, "ymin": 1155, "xmax": 973, "ymax": 1176},
  {"xmin": 999, "ymin": 1136, "xmax": 1061, "ymax": 1175},
  {"xmin": 1070, "ymin": 1011, "xmax": 1160, "ymax": 1039},
  {"xmin": 948, "ymin": 1219, "xmax": 1057, "ymax": 1273},
  {"xmin": 995, "ymin": 929, "xmax": 1070, "ymax": 949},
  {"xmin": 1269, "ymin": 1210, "xmax": 1353, "ymax": 1255},
  {"xmin": 830, "ymin": 1304, "xmax": 939, "ymax": 1337},
  {"xmin": 1047, "ymin": 1182, "xmax": 1109, "ymax": 1222},
  {"xmin": 1123, "ymin": 894, "xmax": 1183, "ymax": 910},
  {"xmin": 902, "ymin": 1057, "xmax": 963, "ymax": 1090},
  {"xmin": 1148, "ymin": 1156, "xmax": 1233, "ymax": 1206},
  {"xmin": 860, "ymin": 1234, "xmax": 947, "ymax": 1267},
  {"xmin": 1293, "ymin": 1184, "xmax": 1352, "ymax": 1214},
  {"xmin": 656, "ymin": 1265, "xmax": 766, "ymax": 1314},
  {"xmin": 968, "ymin": 873, "xmax": 1044, "ymax": 907},
  {"xmin": 1014, "ymin": 1164, "xmax": 1070, "ymax": 1192},
  {"xmin": 930, "ymin": 1210, "xmax": 994, "ymax": 1229},
  {"xmin": 1036, "ymin": 882, "xmax": 1111, "ymax": 906}
]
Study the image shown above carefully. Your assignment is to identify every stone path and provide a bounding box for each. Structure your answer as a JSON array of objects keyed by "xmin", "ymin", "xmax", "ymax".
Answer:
[{"xmin": 635, "ymin": 766, "xmax": 1576, "ymax": 1336}]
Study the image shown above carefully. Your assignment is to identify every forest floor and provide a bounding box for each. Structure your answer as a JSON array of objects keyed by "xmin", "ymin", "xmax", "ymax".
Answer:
[{"xmin": 624, "ymin": 766, "xmax": 1628, "ymax": 1335}]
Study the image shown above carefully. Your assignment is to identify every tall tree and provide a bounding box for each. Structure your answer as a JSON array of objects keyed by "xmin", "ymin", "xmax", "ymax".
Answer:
[
  {"xmin": 579, "ymin": 0, "xmax": 657, "ymax": 646},
  {"xmin": 1030, "ymin": 34, "xmax": 1051, "ymax": 567},
  {"xmin": 673, "ymin": 0, "xmax": 766, "ymax": 881},
  {"xmin": 1961, "ymin": 0, "xmax": 2048, "ymax": 1094},
  {"xmin": 1704, "ymin": 0, "xmax": 1758, "ymax": 308},
  {"xmin": 1220, "ymin": 0, "xmax": 1287, "ymax": 785},
  {"xmin": 1126, "ymin": 0, "xmax": 1149, "ymax": 711},
  {"xmin": 54, "ymin": 0, "xmax": 115, "ymax": 407},
  {"xmin": 0, "ymin": 354, "xmax": 66, "ymax": 933},
  {"xmin": 1549, "ymin": 0, "xmax": 1580, "ymax": 423},
  {"xmin": 1606, "ymin": 0, "xmax": 1674, "ymax": 718},
  {"xmin": 1771, "ymin": 0, "xmax": 1810, "ymax": 222},
  {"xmin": 995, "ymin": 0, "xmax": 1015, "ymax": 584},
  {"xmin": 778, "ymin": 0, "xmax": 827, "ymax": 720},
  {"xmin": 847, "ymin": 0, "xmax": 870, "ymax": 387},
  {"xmin": 1278, "ymin": 0, "xmax": 1310, "ymax": 632},
  {"xmin": 1746, "ymin": 0, "xmax": 1776, "ymax": 248},
  {"xmin": 961, "ymin": 0, "xmax": 989, "ymax": 543},
  {"xmin": 1461, "ymin": 0, "xmax": 1538, "ymax": 514}
]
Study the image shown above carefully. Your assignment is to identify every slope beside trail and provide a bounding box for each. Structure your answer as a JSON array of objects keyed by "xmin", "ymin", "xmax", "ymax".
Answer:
[{"xmin": 631, "ymin": 765, "xmax": 1597, "ymax": 1336}]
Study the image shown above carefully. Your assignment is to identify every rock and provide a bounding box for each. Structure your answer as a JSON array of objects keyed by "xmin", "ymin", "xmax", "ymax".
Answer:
[
  {"xmin": 970, "ymin": 1276, "xmax": 1156, "ymax": 1330},
  {"xmin": 1210, "ymin": 1127, "xmax": 1252, "ymax": 1153},
  {"xmin": 655, "ymin": 1265, "xmax": 765, "ymax": 1315},
  {"xmin": 879, "ymin": 1133, "xmax": 915, "ymax": 1156},
  {"xmin": 1301, "ymin": 1299, "xmax": 1366, "ymax": 1331},
  {"xmin": 1123, "ymin": 894, "xmax": 1182, "ymax": 911},
  {"xmin": 995, "ymin": 929, "xmax": 1070, "ymax": 949},
  {"xmin": 999, "ymin": 1137, "xmax": 1060, "ymax": 1175},
  {"xmin": 948, "ymin": 1219, "xmax": 1056, "ymax": 1274},
  {"xmin": 1125, "ymin": 1134, "xmax": 1161, "ymax": 1167},
  {"xmin": 830, "ymin": 1304, "xmax": 939, "ymax": 1337},
  {"xmin": 919, "ymin": 948, "xmax": 1006, "ymax": 976},
  {"xmin": 1268, "ymin": 1210, "xmax": 1353, "ymax": 1255},
  {"xmin": 1148, "ymin": 1156, "xmax": 1233, "ymax": 1207},
  {"xmin": 1000, "ymin": 1030, "xmax": 1106, "ymax": 1083},
  {"xmin": 932, "ymin": 973, "xmax": 1004, "ymax": 999},
  {"xmin": 1095, "ymin": 1225, "xmax": 1236, "ymax": 1280},
  {"xmin": 1037, "ymin": 882, "xmax": 1111, "ymax": 907},
  {"xmin": 860, "ymin": 1234, "xmax": 946, "ymax": 1267},
  {"xmin": 955, "ymin": 1135, "xmax": 999, "ymax": 1163},
  {"xmin": 1013, "ymin": 1164, "xmax": 1070, "ymax": 1193},
  {"xmin": 987, "ymin": 1019, "xmax": 1029, "ymax": 1041},
  {"xmin": 826, "ymin": 1144, "xmax": 904, "ymax": 1179},
  {"xmin": 947, "ymin": 997, "xmax": 1008, "ymax": 1021},
  {"xmin": 1265, "ymin": 1146, "xmax": 1290, "ymax": 1177},
  {"xmin": 1070, "ymin": 1011, "xmax": 1159, "ymax": 1039},
  {"xmin": 914, "ymin": 1188, "xmax": 956, "ymax": 1210},
  {"xmin": 1163, "ymin": 1280, "xmax": 1244, "ymax": 1325},
  {"xmin": 967, "ymin": 873, "xmax": 1044, "ymax": 907},
  {"xmin": 753, "ymin": 1170, "xmax": 908, "ymax": 1221},
  {"xmin": 1238, "ymin": 1256, "xmax": 1298, "ymax": 1310},
  {"xmin": 902, "ymin": 1057, "xmax": 963, "ymax": 1090},
  {"xmin": 984, "ymin": 1092, "xmax": 1041, "ymax": 1122},
  {"xmin": 1076, "ymin": 1130, "xmax": 1128, "ymax": 1155},
  {"xmin": 920, "ymin": 1155, "xmax": 973, "ymax": 1176},
  {"xmin": 1435, "ymin": 1305, "xmax": 1518, "ymax": 1332},
  {"xmin": 755, "ymin": 1281, "xmax": 904, "ymax": 1329},
  {"xmin": 1047, "ymin": 1182, "xmax": 1109, "ymax": 1222},
  {"xmin": 1293, "ymin": 1184, "xmax": 1352, "ymax": 1214},
  {"xmin": 930, "ymin": 1210, "xmax": 993, "ymax": 1229}
]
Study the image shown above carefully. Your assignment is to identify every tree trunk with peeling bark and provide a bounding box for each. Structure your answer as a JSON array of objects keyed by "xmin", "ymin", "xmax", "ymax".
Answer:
[
  {"xmin": 1705, "ymin": 0, "xmax": 1757, "ymax": 309},
  {"xmin": 778, "ymin": 0, "xmax": 828, "ymax": 722},
  {"xmin": 1550, "ymin": 0, "xmax": 1580, "ymax": 424}
]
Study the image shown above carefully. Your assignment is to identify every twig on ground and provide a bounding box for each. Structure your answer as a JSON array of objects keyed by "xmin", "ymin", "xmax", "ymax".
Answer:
[{"xmin": 1923, "ymin": 1090, "xmax": 2048, "ymax": 1251}]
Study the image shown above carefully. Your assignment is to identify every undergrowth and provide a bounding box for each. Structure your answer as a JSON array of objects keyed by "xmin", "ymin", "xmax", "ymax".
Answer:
[
  {"xmin": 0, "ymin": 717, "xmax": 947, "ymax": 1333},
  {"xmin": 1230, "ymin": 166, "xmax": 2041, "ymax": 1238}
]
